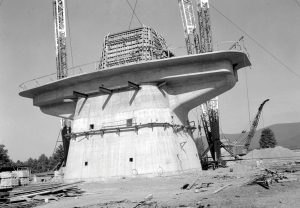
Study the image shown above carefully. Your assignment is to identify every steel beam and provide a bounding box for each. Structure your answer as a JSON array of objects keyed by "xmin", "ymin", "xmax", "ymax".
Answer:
[
  {"xmin": 157, "ymin": 81, "xmax": 167, "ymax": 88},
  {"xmin": 73, "ymin": 91, "xmax": 88, "ymax": 98},
  {"xmin": 99, "ymin": 86, "xmax": 112, "ymax": 94},
  {"xmin": 128, "ymin": 81, "xmax": 140, "ymax": 90}
]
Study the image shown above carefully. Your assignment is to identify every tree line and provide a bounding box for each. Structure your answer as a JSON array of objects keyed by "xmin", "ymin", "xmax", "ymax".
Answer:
[{"xmin": 0, "ymin": 144, "xmax": 64, "ymax": 174}]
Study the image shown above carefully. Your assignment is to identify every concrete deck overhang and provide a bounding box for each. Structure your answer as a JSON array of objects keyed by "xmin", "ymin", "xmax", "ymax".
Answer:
[{"xmin": 19, "ymin": 50, "xmax": 251, "ymax": 119}]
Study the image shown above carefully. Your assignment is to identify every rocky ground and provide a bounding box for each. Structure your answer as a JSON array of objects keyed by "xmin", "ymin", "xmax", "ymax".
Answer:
[{"xmin": 35, "ymin": 157, "xmax": 300, "ymax": 208}]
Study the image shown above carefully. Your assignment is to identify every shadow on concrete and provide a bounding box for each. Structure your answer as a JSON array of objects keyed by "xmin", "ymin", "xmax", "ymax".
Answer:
[
  {"xmin": 129, "ymin": 90, "xmax": 139, "ymax": 105},
  {"xmin": 78, "ymin": 98, "xmax": 87, "ymax": 115},
  {"xmin": 158, "ymin": 87, "xmax": 166, "ymax": 97},
  {"xmin": 102, "ymin": 94, "xmax": 112, "ymax": 110}
]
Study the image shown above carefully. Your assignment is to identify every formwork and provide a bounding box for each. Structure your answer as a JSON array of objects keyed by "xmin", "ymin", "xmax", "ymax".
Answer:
[{"xmin": 99, "ymin": 26, "xmax": 173, "ymax": 69}]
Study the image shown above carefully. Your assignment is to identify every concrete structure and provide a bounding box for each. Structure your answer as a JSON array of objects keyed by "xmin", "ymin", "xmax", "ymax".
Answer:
[{"xmin": 20, "ymin": 51, "xmax": 250, "ymax": 181}]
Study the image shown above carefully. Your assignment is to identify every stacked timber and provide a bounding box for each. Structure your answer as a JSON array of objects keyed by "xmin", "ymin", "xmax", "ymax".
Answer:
[
  {"xmin": 0, "ymin": 172, "xmax": 18, "ymax": 188},
  {"xmin": 0, "ymin": 181, "xmax": 83, "ymax": 207},
  {"xmin": 13, "ymin": 170, "xmax": 30, "ymax": 186}
]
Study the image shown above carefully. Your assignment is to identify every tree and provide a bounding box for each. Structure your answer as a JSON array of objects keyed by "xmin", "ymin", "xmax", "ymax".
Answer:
[
  {"xmin": 37, "ymin": 154, "xmax": 50, "ymax": 173},
  {"xmin": 49, "ymin": 144, "xmax": 64, "ymax": 170},
  {"xmin": 0, "ymin": 144, "xmax": 12, "ymax": 166},
  {"xmin": 14, "ymin": 160, "xmax": 24, "ymax": 167},
  {"xmin": 259, "ymin": 128, "xmax": 277, "ymax": 148}
]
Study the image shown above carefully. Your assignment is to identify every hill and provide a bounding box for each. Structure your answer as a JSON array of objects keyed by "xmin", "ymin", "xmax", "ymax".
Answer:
[{"xmin": 222, "ymin": 122, "xmax": 300, "ymax": 150}]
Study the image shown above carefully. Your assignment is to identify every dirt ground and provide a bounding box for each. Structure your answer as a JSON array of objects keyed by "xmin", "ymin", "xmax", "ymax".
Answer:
[{"xmin": 35, "ymin": 160, "xmax": 300, "ymax": 208}]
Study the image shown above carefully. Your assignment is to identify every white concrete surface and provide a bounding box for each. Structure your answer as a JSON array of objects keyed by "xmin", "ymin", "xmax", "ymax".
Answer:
[{"xmin": 19, "ymin": 51, "xmax": 251, "ymax": 180}]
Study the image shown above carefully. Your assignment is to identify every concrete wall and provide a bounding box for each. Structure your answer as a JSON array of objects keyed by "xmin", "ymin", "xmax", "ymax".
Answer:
[
  {"xmin": 64, "ymin": 84, "xmax": 201, "ymax": 181},
  {"xmin": 19, "ymin": 51, "xmax": 251, "ymax": 181}
]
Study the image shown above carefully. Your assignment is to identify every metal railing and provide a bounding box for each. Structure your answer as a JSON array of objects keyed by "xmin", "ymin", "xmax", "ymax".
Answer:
[
  {"xmin": 19, "ymin": 40, "xmax": 246, "ymax": 92},
  {"xmin": 19, "ymin": 61, "xmax": 100, "ymax": 92}
]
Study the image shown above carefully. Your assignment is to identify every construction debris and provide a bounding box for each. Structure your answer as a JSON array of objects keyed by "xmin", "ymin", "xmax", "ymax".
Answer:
[
  {"xmin": 247, "ymin": 169, "xmax": 289, "ymax": 189},
  {"xmin": 212, "ymin": 174, "xmax": 236, "ymax": 180},
  {"xmin": 0, "ymin": 181, "xmax": 83, "ymax": 207},
  {"xmin": 133, "ymin": 193, "xmax": 156, "ymax": 208},
  {"xmin": 213, "ymin": 184, "xmax": 232, "ymax": 194},
  {"xmin": 181, "ymin": 180, "xmax": 214, "ymax": 193},
  {"xmin": 269, "ymin": 162, "xmax": 300, "ymax": 173}
]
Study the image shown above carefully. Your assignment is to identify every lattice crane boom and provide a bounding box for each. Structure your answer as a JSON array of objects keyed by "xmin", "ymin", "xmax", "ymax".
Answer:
[
  {"xmin": 53, "ymin": 0, "xmax": 68, "ymax": 79},
  {"xmin": 244, "ymin": 99, "xmax": 270, "ymax": 150},
  {"xmin": 178, "ymin": 0, "xmax": 199, "ymax": 55}
]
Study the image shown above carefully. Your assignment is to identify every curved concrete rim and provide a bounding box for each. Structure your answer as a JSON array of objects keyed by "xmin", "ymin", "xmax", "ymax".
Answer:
[{"xmin": 19, "ymin": 50, "xmax": 250, "ymax": 98}]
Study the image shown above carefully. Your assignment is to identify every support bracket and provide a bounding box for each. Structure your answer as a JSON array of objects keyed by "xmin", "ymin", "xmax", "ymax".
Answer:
[
  {"xmin": 128, "ymin": 81, "xmax": 140, "ymax": 90},
  {"xmin": 99, "ymin": 86, "xmax": 113, "ymax": 94},
  {"xmin": 73, "ymin": 91, "xmax": 88, "ymax": 99},
  {"xmin": 157, "ymin": 81, "xmax": 167, "ymax": 88}
]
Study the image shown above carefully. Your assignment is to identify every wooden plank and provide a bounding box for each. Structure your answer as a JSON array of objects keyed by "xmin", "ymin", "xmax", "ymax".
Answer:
[{"xmin": 213, "ymin": 184, "xmax": 232, "ymax": 194}]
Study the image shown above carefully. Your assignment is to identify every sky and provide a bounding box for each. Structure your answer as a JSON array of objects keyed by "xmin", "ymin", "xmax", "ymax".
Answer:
[{"xmin": 0, "ymin": 0, "xmax": 300, "ymax": 161}]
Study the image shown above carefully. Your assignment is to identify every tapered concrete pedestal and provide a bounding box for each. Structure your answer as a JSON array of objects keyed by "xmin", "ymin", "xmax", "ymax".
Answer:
[{"xmin": 20, "ymin": 51, "xmax": 250, "ymax": 181}]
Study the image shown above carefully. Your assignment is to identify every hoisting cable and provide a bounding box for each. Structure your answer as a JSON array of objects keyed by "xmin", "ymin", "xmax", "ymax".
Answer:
[
  {"xmin": 241, "ymin": 39, "xmax": 252, "ymax": 128},
  {"xmin": 294, "ymin": 0, "xmax": 300, "ymax": 8},
  {"xmin": 244, "ymin": 70, "xmax": 251, "ymax": 127},
  {"xmin": 128, "ymin": 0, "xmax": 138, "ymax": 29},
  {"xmin": 210, "ymin": 3, "xmax": 300, "ymax": 79},
  {"xmin": 126, "ymin": 0, "xmax": 143, "ymax": 27}
]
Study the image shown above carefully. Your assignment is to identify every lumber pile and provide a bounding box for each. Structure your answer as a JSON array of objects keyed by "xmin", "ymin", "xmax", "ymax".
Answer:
[
  {"xmin": 0, "ymin": 170, "xmax": 30, "ymax": 188},
  {"xmin": 0, "ymin": 172, "xmax": 18, "ymax": 188},
  {"xmin": 0, "ymin": 181, "xmax": 83, "ymax": 207}
]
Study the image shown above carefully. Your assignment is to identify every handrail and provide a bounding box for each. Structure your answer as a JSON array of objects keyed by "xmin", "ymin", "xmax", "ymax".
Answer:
[
  {"xmin": 19, "ymin": 61, "xmax": 100, "ymax": 92},
  {"xmin": 18, "ymin": 42, "xmax": 246, "ymax": 92}
]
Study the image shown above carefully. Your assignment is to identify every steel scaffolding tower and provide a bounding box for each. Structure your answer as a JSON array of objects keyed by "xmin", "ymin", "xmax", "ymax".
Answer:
[{"xmin": 98, "ymin": 26, "xmax": 173, "ymax": 69}]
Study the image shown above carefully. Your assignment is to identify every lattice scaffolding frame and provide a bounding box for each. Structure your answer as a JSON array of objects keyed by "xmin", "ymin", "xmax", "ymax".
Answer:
[
  {"xmin": 98, "ymin": 26, "xmax": 173, "ymax": 69},
  {"xmin": 53, "ymin": 0, "xmax": 68, "ymax": 79}
]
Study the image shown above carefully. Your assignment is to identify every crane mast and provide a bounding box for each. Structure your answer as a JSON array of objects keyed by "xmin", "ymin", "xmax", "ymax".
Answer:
[
  {"xmin": 178, "ymin": 0, "xmax": 199, "ymax": 55},
  {"xmin": 196, "ymin": 0, "xmax": 213, "ymax": 53},
  {"xmin": 53, "ymin": 0, "xmax": 70, "ymax": 167},
  {"xmin": 178, "ymin": 0, "xmax": 221, "ymax": 162},
  {"xmin": 53, "ymin": 0, "xmax": 68, "ymax": 79}
]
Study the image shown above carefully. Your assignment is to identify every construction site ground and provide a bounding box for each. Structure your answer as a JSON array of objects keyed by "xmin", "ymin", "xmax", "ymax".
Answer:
[{"xmin": 36, "ymin": 158, "xmax": 300, "ymax": 208}]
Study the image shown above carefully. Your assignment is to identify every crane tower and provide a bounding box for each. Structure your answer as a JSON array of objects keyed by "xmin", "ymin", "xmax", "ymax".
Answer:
[
  {"xmin": 178, "ymin": 0, "xmax": 199, "ymax": 55},
  {"xmin": 196, "ymin": 0, "xmax": 213, "ymax": 53},
  {"xmin": 178, "ymin": 0, "xmax": 221, "ymax": 162},
  {"xmin": 53, "ymin": 0, "xmax": 68, "ymax": 79},
  {"xmin": 53, "ymin": 0, "xmax": 70, "ymax": 167}
]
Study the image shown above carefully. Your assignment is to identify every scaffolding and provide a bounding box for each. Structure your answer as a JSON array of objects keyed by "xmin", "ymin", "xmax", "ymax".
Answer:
[{"xmin": 98, "ymin": 26, "xmax": 174, "ymax": 69}]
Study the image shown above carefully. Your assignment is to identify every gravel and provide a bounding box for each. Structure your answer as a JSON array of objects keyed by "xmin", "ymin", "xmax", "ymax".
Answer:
[{"xmin": 242, "ymin": 146, "xmax": 298, "ymax": 160}]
